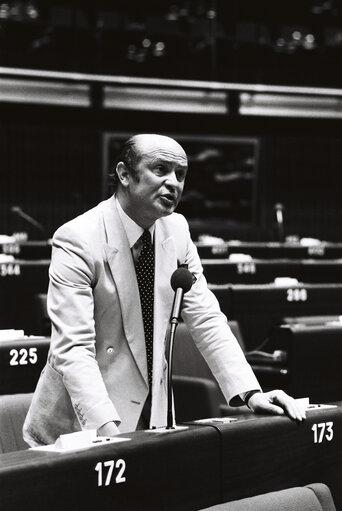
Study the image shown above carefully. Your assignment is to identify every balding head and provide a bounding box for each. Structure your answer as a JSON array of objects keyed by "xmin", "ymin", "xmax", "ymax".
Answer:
[
  {"xmin": 114, "ymin": 133, "xmax": 188, "ymax": 227},
  {"xmin": 111, "ymin": 134, "xmax": 187, "ymax": 190},
  {"xmin": 132, "ymin": 134, "xmax": 187, "ymax": 163}
]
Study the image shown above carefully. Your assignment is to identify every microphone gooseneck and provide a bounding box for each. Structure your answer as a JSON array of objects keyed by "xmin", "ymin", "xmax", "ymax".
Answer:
[
  {"xmin": 166, "ymin": 267, "xmax": 194, "ymax": 429},
  {"xmin": 273, "ymin": 202, "xmax": 285, "ymax": 242},
  {"xmin": 11, "ymin": 205, "xmax": 47, "ymax": 238}
]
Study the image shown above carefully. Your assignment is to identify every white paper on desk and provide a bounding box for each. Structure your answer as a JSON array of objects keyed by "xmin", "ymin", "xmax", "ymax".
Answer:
[
  {"xmin": 0, "ymin": 254, "xmax": 15, "ymax": 263},
  {"xmin": 274, "ymin": 277, "xmax": 299, "ymax": 287},
  {"xmin": 0, "ymin": 329, "xmax": 25, "ymax": 341},
  {"xmin": 198, "ymin": 234, "xmax": 225, "ymax": 245},
  {"xmin": 0, "ymin": 330, "xmax": 45, "ymax": 342},
  {"xmin": 0, "ymin": 235, "xmax": 16, "ymax": 244},
  {"xmin": 306, "ymin": 404, "xmax": 338, "ymax": 410},
  {"xmin": 194, "ymin": 417, "xmax": 238, "ymax": 424},
  {"xmin": 296, "ymin": 397, "xmax": 337, "ymax": 411},
  {"xmin": 300, "ymin": 237, "xmax": 322, "ymax": 246},
  {"xmin": 228, "ymin": 253, "xmax": 253, "ymax": 262},
  {"xmin": 30, "ymin": 429, "xmax": 131, "ymax": 453}
]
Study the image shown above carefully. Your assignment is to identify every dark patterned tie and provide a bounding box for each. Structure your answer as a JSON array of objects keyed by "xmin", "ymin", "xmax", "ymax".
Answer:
[{"xmin": 135, "ymin": 229, "xmax": 154, "ymax": 389}]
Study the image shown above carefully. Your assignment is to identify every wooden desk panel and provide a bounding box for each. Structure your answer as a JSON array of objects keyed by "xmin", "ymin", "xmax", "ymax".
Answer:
[
  {"xmin": 0, "ymin": 260, "xmax": 49, "ymax": 333},
  {"xmin": 196, "ymin": 241, "xmax": 342, "ymax": 260},
  {"xmin": 1, "ymin": 241, "xmax": 52, "ymax": 260},
  {"xmin": 0, "ymin": 426, "xmax": 221, "ymax": 511},
  {"xmin": 0, "ymin": 337, "xmax": 49, "ymax": 394},
  {"xmin": 202, "ymin": 258, "xmax": 342, "ymax": 285},
  {"xmin": 2, "ymin": 407, "xmax": 342, "ymax": 510},
  {"xmin": 210, "ymin": 283, "xmax": 342, "ymax": 351},
  {"xmin": 268, "ymin": 324, "xmax": 342, "ymax": 402},
  {"xmin": 208, "ymin": 404, "xmax": 342, "ymax": 509}
]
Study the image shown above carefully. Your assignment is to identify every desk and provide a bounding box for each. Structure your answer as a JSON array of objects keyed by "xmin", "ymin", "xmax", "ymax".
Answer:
[
  {"xmin": 0, "ymin": 426, "xmax": 220, "ymax": 511},
  {"xmin": 210, "ymin": 283, "xmax": 342, "ymax": 351},
  {"xmin": 267, "ymin": 324, "xmax": 342, "ymax": 402},
  {"xmin": 190, "ymin": 404, "xmax": 342, "ymax": 509},
  {"xmin": 0, "ymin": 260, "xmax": 49, "ymax": 332},
  {"xmin": 0, "ymin": 241, "xmax": 52, "ymax": 260},
  {"xmin": 1, "ymin": 407, "xmax": 342, "ymax": 510},
  {"xmin": 0, "ymin": 337, "xmax": 49, "ymax": 394},
  {"xmin": 196, "ymin": 241, "xmax": 342, "ymax": 259},
  {"xmin": 202, "ymin": 258, "xmax": 342, "ymax": 284}
]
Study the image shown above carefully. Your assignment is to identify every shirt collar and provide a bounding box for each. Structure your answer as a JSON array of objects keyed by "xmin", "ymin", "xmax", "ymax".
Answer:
[{"xmin": 116, "ymin": 195, "xmax": 155, "ymax": 248}]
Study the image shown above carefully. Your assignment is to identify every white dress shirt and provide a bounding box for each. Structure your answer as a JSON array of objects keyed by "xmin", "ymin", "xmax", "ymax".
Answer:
[{"xmin": 116, "ymin": 196, "xmax": 155, "ymax": 262}]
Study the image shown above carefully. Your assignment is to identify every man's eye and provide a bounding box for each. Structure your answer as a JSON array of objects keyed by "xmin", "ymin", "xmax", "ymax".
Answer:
[
  {"xmin": 176, "ymin": 171, "xmax": 186, "ymax": 181},
  {"xmin": 155, "ymin": 166, "xmax": 165, "ymax": 173}
]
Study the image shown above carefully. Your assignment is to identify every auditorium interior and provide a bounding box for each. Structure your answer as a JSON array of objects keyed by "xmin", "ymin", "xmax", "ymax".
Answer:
[{"xmin": 2, "ymin": 0, "xmax": 342, "ymax": 509}]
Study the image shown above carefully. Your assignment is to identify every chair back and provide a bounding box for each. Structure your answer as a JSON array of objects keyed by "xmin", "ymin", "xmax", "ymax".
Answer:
[
  {"xmin": 0, "ymin": 393, "xmax": 33, "ymax": 453},
  {"xmin": 199, "ymin": 483, "xmax": 336, "ymax": 511}
]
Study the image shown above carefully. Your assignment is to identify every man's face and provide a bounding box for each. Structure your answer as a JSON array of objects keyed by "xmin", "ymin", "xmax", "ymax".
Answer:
[{"xmin": 124, "ymin": 136, "xmax": 188, "ymax": 227}]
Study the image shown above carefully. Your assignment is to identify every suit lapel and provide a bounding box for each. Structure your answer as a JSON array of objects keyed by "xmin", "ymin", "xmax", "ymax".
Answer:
[
  {"xmin": 102, "ymin": 197, "xmax": 148, "ymax": 386},
  {"xmin": 101, "ymin": 197, "xmax": 178, "ymax": 394}
]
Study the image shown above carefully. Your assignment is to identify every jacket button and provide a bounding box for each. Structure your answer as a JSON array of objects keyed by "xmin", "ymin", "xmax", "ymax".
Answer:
[{"xmin": 107, "ymin": 347, "xmax": 114, "ymax": 355}]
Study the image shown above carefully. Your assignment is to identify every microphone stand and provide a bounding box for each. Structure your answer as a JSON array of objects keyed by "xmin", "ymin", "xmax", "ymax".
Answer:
[
  {"xmin": 11, "ymin": 206, "xmax": 48, "ymax": 240},
  {"xmin": 274, "ymin": 203, "xmax": 285, "ymax": 243},
  {"xmin": 148, "ymin": 315, "xmax": 188, "ymax": 434},
  {"xmin": 147, "ymin": 267, "xmax": 193, "ymax": 434},
  {"xmin": 166, "ymin": 319, "xmax": 178, "ymax": 429}
]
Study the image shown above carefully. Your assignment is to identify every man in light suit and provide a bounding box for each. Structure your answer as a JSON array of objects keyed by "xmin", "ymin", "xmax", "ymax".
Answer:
[{"xmin": 23, "ymin": 134, "xmax": 305, "ymax": 446}]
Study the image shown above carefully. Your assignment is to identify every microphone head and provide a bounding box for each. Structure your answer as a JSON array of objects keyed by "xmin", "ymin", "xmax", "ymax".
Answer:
[
  {"xmin": 170, "ymin": 267, "xmax": 193, "ymax": 293},
  {"xmin": 11, "ymin": 206, "xmax": 21, "ymax": 214},
  {"xmin": 273, "ymin": 202, "xmax": 284, "ymax": 211}
]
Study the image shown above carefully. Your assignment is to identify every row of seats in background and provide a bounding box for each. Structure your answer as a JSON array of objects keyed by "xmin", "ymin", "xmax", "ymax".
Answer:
[
  {"xmin": 0, "ymin": 245, "xmax": 338, "ymax": 511},
  {"xmin": 194, "ymin": 236, "xmax": 342, "ymax": 416},
  {"xmin": 0, "ymin": 230, "xmax": 339, "ymax": 504},
  {"xmin": 1, "ymin": 236, "xmax": 342, "ymax": 433},
  {"xmin": 0, "ymin": 237, "xmax": 341, "ymax": 511}
]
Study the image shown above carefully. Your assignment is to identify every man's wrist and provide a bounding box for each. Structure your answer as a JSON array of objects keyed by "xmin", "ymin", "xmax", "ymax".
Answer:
[
  {"xmin": 97, "ymin": 421, "xmax": 120, "ymax": 436},
  {"xmin": 243, "ymin": 390, "xmax": 262, "ymax": 409}
]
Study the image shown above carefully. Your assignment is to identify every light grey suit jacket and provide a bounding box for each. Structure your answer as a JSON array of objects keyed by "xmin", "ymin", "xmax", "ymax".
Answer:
[{"xmin": 23, "ymin": 196, "xmax": 260, "ymax": 446}]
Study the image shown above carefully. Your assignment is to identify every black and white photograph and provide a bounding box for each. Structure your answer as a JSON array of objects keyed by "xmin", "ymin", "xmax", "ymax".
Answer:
[{"xmin": 0, "ymin": 1, "xmax": 342, "ymax": 510}]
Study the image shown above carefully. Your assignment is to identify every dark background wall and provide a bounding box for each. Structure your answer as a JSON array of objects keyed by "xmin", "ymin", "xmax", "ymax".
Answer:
[
  {"xmin": 261, "ymin": 129, "xmax": 342, "ymax": 241},
  {"xmin": 0, "ymin": 105, "xmax": 100, "ymax": 238},
  {"xmin": 2, "ymin": 0, "xmax": 342, "ymax": 241},
  {"xmin": 1, "ymin": 103, "xmax": 342, "ymax": 241}
]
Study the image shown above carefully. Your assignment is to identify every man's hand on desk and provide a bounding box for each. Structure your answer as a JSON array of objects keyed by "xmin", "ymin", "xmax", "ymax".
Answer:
[
  {"xmin": 248, "ymin": 390, "xmax": 307, "ymax": 421},
  {"xmin": 97, "ymin": 421, "xmax": 121, "ymax": 437}
]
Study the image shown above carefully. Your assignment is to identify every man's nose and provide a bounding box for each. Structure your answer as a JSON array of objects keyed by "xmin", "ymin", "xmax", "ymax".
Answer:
[{"xmin": 165, "ymin": 171, "xmax": 179, "ymax": 189}]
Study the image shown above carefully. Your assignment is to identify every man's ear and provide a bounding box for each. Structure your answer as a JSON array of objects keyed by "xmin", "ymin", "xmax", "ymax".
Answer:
[{"xmin": 116, "ymin": 161, "xmax": 130, "ymax": 187}]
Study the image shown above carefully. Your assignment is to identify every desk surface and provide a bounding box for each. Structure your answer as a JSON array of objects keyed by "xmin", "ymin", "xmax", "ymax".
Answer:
[
  {"xmin": 191, "ymin": 404, "xmax": 342, "ymax": 509},
  {"xmin": 202, "ymin": 258, "xmax": 342, "ymax": 284},
  {"xmin": 3, "ymin": 240, "xmax": 342, "ymax": 260},
  {"xmin": 196, "ymin": 241, "xmax": 342, "ymax": 259},
  {"xmin": 0, "ymin": 425, "xmax": 220, "ymax": 511},
  {"xmin": 1, "ymin": 406, "xmax": 342, "ymax": 510},
  {"xmin": 210, "ymin": 282, "xmax": 342, "ymax": 309}
]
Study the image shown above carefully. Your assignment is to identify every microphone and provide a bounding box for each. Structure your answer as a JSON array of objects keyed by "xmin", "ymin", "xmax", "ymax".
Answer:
[
  {"xmin": 170, "ymin": 267, "xmax": 194, "ymax": 323},
  {"xmin": 273, "ymin": 202, "xmax": 285, "ymax": 242},
  {"xmin": 166, "ymin": 267, "xmax": 194, "ymax": 429},
  {"xmin": 11, "ymin": 206, "xmax": 47, "ymax": 239}
]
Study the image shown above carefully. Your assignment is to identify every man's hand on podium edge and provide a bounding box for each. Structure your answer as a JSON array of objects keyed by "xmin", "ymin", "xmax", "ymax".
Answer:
[
  {"xmin": 97, "ymin": 421, "xmax": 121, "ymax": 437},
  {"xmin": 248, "ymin": 390, "xmax": 307, "ymax": 421}
]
